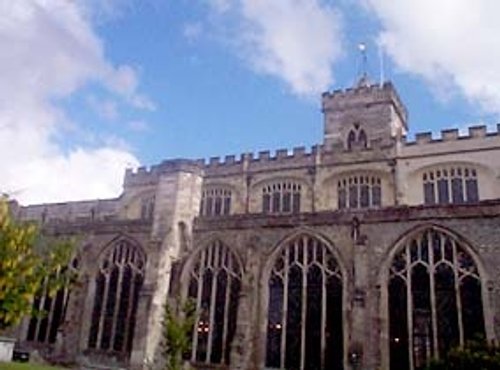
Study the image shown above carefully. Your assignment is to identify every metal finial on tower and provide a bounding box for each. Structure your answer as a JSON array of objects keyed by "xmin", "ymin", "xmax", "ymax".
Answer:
[{"xmin": 356, "ymin": 42, "xmax": 370, "ymax": 87}]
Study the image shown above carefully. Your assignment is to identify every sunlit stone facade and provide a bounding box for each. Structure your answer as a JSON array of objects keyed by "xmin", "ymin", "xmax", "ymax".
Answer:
[{"xmin": 10, "ymin": 82, "xmax": 500, "ymax": 370}]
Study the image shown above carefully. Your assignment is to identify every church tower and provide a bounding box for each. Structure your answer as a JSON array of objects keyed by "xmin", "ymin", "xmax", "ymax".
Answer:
[{"xmin": 321, "ymin": 81, "xmax": 408, "ymax": 150}]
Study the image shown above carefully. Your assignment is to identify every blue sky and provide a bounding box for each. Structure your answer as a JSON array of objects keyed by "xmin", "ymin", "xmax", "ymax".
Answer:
[{"xmin": 2, "ymin": 1, "xmax": 499, "ymax": 204}]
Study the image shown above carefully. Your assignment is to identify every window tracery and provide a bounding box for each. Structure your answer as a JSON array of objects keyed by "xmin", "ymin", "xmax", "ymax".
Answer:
[
  {"xmin": 388, "ymin": 228, "xmax": 485, "ymax": 370},
  {"xmin": 200, "ymin": 188, "xmax": 232, "ymax": 216},
  {"xmin": 338, "ymin": 175, "xmax": 381, "ymax": 209},
  {"xmin": 423, "ymin": 167, "xmax": 479, "ymax": 205},
  {"xmin": 87, "ymin": 240, "xmax": 145, "ymax": 355},
  {"xmin": 346, "ymin": 124, "xmax": 368, "ymax": 150},
  {"xmin": 265, "ymin": 235, "xmax": 343, "ymax": 370},
  {"xmin": 187, "ymin": 240, "xmax": 242, "ymax": 365},
  {"xmin": 26, "ymin": 257, "xmax": 79, "ymax": 345},
  {"xmin": 262, "ymin": 182, "xmax": 301, "ymax": 214}
]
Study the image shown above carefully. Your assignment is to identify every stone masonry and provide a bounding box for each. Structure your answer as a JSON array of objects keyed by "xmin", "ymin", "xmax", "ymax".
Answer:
[{"xmin": 10, "ymin": 81, "xmax": 500, "ymax": 370}]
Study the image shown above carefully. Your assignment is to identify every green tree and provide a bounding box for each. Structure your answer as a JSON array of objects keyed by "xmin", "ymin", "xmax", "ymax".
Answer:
[
  {"xmin": 161, "ymin": 299, "xmax": 196, "ymax": 370},
  {"xmin": 0, "ymin": 199, "xmax": 74, "ymax": 331},
  {"xmin": 426, "ymin": 340, "xmax": 500, "ymax": 370}
]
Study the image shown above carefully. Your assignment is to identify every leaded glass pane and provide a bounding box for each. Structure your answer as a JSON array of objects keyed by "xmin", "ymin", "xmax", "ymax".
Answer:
[
  {"xmin": 389, "ymin": 229, "xmax": 485, "ymax": 370},
  {"xmin": 265, "ymin": 235, "xmax": 343, "ymax": 370}
]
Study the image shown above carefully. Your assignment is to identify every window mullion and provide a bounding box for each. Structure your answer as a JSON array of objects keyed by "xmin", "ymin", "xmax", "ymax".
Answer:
[
  {"xmin": 34, "ymin": 280, "xmax": 48, "ymax": 342},
  {"xmin": 191, "ymin": 254, "xmax": 205, "ymax": 361},
  {"xmin": 206, "ymin": 269, "xmax": 219, "ymax": 362},
  {"xmin": 110, "ymin": 265, "xmax": 125, "ymax": 349},
  {"xmin": 45, "ymin": 277, "xmax": 59, "ymax": 343},
  {"xmin": 451, "ymin": 240, "xmax": 464, "ymax": 346},
  {"xmin": 300, "ymin": 241, "xmax": 308, "ymax": 370},
  {"xmin": 280, "ymin": 248, "xmax": 290, "ymax": 368},
  {"xmin": 96, "ymin": 273, "xmax": 111, "ymax": 349},
  {"xmin": 406, "ymin": 244, "xmax": 414, "ymax": 370},
  {"xmin": 320, "ymin": 266, "xmax": 327, "ymax": 369},
  {"xmin": 220, "ymin": 271, "xmax": 232, "ymax": 362},
  {"xmin": 122, "ymin": 269, "xmax": 139, "ymax": 351},
  {"xmin": 428, "ymin": 233, "xmax": 439, "ymax": 358}
]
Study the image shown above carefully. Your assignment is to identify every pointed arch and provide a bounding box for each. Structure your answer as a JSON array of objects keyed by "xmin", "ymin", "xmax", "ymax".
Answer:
[
  {"xmin": 347, "ymin": 130, "xmax": 356, "ymax": 150},
  {"xmin": 87, "ymin": 236, "xmax": 146, "ymax": 355},
  {"xmin": 182, "ymin": 239, "xmax": 243, "ymax": 366},
  {"xmin": 262, "ymin": 231, "xmax": 346, "ymax": 370},
  {"xmin": 380, "ymin": 224, "xmax": 491, "ymax": 370}
]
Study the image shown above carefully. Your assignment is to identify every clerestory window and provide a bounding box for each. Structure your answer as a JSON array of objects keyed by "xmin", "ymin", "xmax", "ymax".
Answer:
[
  {"xmin": 200, "ymin": 188, "xmax": 232, "ymax": 216},
  {"xmin": 422, "ymin": 167, "xmax": 479, "ymax": 205},
  {"xmin": 262, "ymin": 182, "xmax": 301, "ymax": 214},
  {"xmin": 337, "ymin": 175, "xmax": 381, "ymax": 209}
]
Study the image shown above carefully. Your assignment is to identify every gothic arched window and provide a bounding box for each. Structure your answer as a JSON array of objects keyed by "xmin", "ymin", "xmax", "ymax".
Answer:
[
  {"xmin": 388, "ymin": 228, "xmax": 485, "ymax": 370},
  {"xmin": 346, "ymin": 124, "xmax": 368, "ymax": 150},
  {"xmin": 87, "ymin": 239, "xmax": 145, "ymax": 355},
  {"xmin": 187, "ymin": 240, "xmax": 242, "ymax": 365},
  {"xmin": 265, "ymin": 235, "xmax": 343, "ymax": 370},
  {"xmin": 26, "ymin": 257, "xmax": 79, "ymax": 344},
  {"xmin": 347, "ymin": 130, "xmax": 356, "ymax": 150}
]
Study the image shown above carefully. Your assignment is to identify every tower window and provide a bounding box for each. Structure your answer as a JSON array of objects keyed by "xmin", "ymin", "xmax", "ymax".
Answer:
[{"xmin": 346, "ymin": 124, "xmax": 368, "ymax": 150}]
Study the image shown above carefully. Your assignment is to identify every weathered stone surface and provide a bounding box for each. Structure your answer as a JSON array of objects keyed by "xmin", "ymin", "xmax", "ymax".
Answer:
[{"xmin": 11, "ymin": 82, "xmax": 500, "ymax": 370}]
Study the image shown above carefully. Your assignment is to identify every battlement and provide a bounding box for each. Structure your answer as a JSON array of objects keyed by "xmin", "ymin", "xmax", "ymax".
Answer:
[
  {"xmin": 124, "ymin": 159, "xmax": 204, "ymax": 187},
  {"xmin": 403, "ymin": 124, "xmax": 500, "ymax": 146},
  {"xmin": 322, "ymin": 81, "xmax": 408, "ymax": 128}
]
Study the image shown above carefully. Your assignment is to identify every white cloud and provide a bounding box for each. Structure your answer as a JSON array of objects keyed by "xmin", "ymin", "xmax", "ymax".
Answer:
[
  {"xmin": 127, "ymin": 120, "xmax": 150, "ymax": 132},
  {"xmin": 207, "ymin": 0, "xmax": 344, "ymax": 96},
  {"xmin": 366, "ymin": 0, "xmax": 500, "ymax": 114},
  {"xmin": 0, "ymin": 1, "xmax": 143, "ymax": 205},
  {"xmin": 87, "ymin": 96, "xmax": 119, "ymax": 121}
]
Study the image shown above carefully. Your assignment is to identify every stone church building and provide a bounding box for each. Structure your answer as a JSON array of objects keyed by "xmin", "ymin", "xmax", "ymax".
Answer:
[{"xmin": 9, "ymin": 81, "xmax": 500, "ymax": 370}]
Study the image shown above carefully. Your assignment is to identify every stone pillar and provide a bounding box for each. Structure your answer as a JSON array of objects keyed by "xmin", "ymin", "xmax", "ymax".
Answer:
[
  {"xmin": 349, "ymin": 219, "xmax": 369, "ymax": 370},
  {"xmin": 57, "ymin": 273, "xmax": 90, "ymax": 363},
  {"xmin": 129, "ymin": 160, "xmax": 203, "ymax": 370},
  {"xmin": 230, "ymin": 236, "xmax": 261, "ymax": 370}
]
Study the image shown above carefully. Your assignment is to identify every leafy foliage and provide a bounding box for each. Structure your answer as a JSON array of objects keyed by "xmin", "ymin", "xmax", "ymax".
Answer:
[
  {"xmin": 425, "ymin": 340, "xmax": 500, "ymax": 370},
  {"xmin": 161, "ymin": 299, "xmax": 197, "ymax": 370},
  {"xmin": 0, "ymin": 199, "xmax": 74, "ymax": 331}
]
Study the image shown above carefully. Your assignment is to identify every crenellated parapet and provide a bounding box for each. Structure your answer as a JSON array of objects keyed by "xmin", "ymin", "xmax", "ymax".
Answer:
[
  {"xmin": 124, "ymin": 158, "xmax": 204, "ymax": 187},
  {"xmin": 403, "ymin": 124, "xmax": 500, "ymax": 146},
  {"xmin": 322, "ymin": 81, "xmax": 408, "ymax": 129},
  {"xmin": 202, "ymin": 146, "xmax": 320, "ymax": 176}
]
